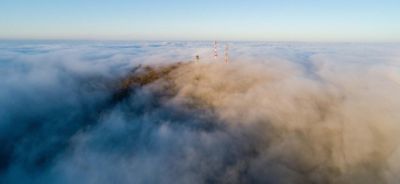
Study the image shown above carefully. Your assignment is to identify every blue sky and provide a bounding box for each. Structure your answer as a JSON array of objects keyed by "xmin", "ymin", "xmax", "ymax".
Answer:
[{"xmin": 0, "ymin": 0, "xmax": 399, "ymax": 42}]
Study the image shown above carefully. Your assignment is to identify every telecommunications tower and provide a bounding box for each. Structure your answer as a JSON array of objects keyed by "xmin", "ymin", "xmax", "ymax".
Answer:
[
  {"xmin": 214, "ymin": 41, "xmax": 218, "ymax": 59},
  {"xmin": 224, "ymin": 44, "xmax": 229, "ymax": 63}
]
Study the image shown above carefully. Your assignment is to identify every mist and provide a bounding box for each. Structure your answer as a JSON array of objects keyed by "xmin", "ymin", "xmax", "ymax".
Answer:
[{"xmin": 1, "ymin": 41, "xmax": 400, "ymax": 184}]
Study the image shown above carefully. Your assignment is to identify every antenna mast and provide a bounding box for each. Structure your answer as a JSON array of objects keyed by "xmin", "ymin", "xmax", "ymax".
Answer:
[
  {"xmin": 224, "ymin": 44, "xmax": 229, "ymax": 63},
  {"xmin": 214, "ymin": 41, "xmax": 218, "ymax": 59}
]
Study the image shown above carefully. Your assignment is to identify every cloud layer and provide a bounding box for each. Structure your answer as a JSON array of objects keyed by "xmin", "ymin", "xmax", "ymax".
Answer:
[{"xmin": 1, "ymin": 41, "xmax": 400, "ymax": 184}]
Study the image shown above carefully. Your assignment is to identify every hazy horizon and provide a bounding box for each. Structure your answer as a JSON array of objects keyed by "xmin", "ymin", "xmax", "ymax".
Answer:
[{"xmin": 1, "ymin": 39, "xmax": 399, "ymax": 44}]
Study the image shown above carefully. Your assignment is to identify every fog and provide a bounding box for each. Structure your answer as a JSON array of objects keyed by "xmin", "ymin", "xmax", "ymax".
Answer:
[{"xmin": 1, "ymin": 41, "xmax": 400, "ymax": 184}]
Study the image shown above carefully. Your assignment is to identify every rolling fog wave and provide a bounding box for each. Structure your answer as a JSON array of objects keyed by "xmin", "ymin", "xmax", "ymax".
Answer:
[{"xmin": 1, "ymin": 41, "xmax": 400, "ymax": 184}]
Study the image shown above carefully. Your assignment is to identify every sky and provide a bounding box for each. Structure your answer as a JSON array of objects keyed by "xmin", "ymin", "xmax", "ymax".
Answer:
[{"xmin": 0, "ymin": 0, "xmax": 399, "ymax": 42}]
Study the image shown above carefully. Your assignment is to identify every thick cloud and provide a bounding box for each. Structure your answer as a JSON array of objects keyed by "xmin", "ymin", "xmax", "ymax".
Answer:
[{"xmin": 1, "ymin": 41, "xmax": 400, "ymax": 184}]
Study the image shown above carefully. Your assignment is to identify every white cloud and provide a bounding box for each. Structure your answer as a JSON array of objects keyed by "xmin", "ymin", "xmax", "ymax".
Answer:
[{"xmin": 1, "ymin": 41, "xmax": 400, "ymax": 184}]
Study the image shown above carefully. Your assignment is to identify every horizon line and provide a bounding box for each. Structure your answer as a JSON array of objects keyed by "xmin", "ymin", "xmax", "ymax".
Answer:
[{"xmin": 1, "ymin": 38, "xmax": 399, "ymax": 44}]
